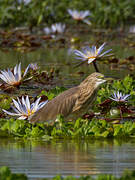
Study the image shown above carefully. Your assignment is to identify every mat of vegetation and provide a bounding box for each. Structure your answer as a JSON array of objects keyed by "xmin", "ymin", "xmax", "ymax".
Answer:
[
  {"xmin": 0, "ymin": 75, "xmax": 135, "ymax": 139},
  {"xmin": 1, "ymin": 166, "xmax": 135, "ymax": 180},
  {"xmin": 0, "ymin": 117, "xmax": 135, "ymax": 139}
]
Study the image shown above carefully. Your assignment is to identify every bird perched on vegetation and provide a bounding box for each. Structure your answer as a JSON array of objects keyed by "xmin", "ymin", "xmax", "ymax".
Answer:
[{"xmin": 29, "ymin": 72, "xmax": 107, "ymax": 124}]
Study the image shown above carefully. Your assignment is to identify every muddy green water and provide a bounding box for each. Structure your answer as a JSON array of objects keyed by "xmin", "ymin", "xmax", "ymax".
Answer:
[{"xmin": 0, "ymin": 45, "xmax": 134, "ymax": 89}]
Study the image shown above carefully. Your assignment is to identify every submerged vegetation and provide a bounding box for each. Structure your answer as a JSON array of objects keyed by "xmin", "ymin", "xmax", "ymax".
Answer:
[{"xmin": 1, "ymin": 166, "xmax": 135, "ymax": 180}]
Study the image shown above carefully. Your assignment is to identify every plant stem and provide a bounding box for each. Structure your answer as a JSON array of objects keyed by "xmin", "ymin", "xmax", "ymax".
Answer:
[
  {"xmin": 119, "ymin": 106, "xmax": 123, "ymax": 121},
  {"xmin": 93, "ymin": 61, "xmax": 100, "ymax": 72}
]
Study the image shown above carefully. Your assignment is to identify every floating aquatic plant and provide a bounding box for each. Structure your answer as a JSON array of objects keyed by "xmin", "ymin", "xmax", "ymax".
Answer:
[
  {"xmin": 1, "ymin": 116, "xmax": 135, "ymax": 138},
  {"xmin": 3, "ymin": 96, "xmax": 48, "ymax": 120}
]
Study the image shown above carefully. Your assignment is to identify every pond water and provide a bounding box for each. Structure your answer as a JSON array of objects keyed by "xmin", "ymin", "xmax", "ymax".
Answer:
[
  {"xmin": 0, "ymin": 46, "xmax": 134, "ymax": 92},
  {"xmin": 0, "ymin": 138, "xmax": 135, "ymax": 179}
]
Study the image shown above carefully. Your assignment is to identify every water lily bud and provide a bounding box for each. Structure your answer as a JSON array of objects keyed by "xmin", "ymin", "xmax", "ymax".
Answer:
[{"xmin": 110, "ymin": 107, "xmax": 120, "ymax": 117}]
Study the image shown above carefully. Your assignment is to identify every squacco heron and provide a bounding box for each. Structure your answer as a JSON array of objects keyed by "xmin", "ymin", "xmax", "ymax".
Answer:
[{"xmin": 30, "ymin": 72, "xmax": 107, "ymax": 123}]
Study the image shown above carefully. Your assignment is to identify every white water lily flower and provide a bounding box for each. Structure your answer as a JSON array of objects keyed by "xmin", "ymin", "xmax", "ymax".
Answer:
[
  {"xmin": 51, "ymin": 23, "xmax": 65, "ymax": 34},
  {"xmin": 3, "ymin": 96, "xmax": 48, "ymax": 120},
  {"xmin": 43, "ymin": 27, "xmax": 52, "ymax": 35},
  {"xmin": 129, "ymin": 25, "xmax": 135, "ymax": 33},
  {"xmin": 74, "ymin": 43, "xmax": 112, "ymax": 64},
  {"xmin": 68, "ymin": 9, "xmax": 91, "ymax": 24},
  {"xmin": 110, "ymin": 91, "xmax": 130, "ymax": 102},
  {"xmin": 43, "ymin": 23, "xmax": 65, "ymax": 35},
  {"xmin": 0, "ymin": 63, "xmax": 29, "ymax": 86}
]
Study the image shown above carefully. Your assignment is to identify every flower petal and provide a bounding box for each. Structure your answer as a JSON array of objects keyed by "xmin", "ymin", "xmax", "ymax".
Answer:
[
  {"xmin": 26, "ymin": 95, "xmax": 30, "ymax": 110},
  {"xmin": 17, "ymin": 63, "xmax": 22, "ymax": 81},
  {"xmin": 88, "ymin": 58, "xmax": 95, "ymax": 64},
  {"xmin": 18, "ymin": 116, "xmax": 27, "ymax": 120},
  {"xmin": 82, "ymin": 19, "xmax": 91, "ymax": 25},
  {"xmin": 2, "ymin": 109, "xmax": 20, "ymax": 116},
  {"xmin": 23, "ymin": 64, "xmax": 30, "ymax": 77},
  {"xmin": 99, "ymin": 49, "xmax": 112, "ymax": 57}
]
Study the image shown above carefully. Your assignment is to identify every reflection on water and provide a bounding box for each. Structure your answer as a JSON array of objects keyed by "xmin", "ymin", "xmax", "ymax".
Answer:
[{"xmin": 0, "ymin": 138, "xmax": 135, "ymax": 179}]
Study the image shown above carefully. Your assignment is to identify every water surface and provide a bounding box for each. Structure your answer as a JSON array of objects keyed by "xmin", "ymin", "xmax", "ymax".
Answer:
[
  {"xmin": 0, "ymin": 44, "xmax": 134, "ymax": 90},
  {"xmin": 0, "ymin": 138, "xmax": 135, "ymax": 179}
]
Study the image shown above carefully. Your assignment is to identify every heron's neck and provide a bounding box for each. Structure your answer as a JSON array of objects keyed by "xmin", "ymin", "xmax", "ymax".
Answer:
[{"xmin": 79, "ymin": 82, "xmax": 98, "ymax": 101}]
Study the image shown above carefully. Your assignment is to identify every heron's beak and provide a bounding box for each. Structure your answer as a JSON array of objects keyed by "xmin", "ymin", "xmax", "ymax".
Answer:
[{"xmin": 104, "ymin": 76, "xmax": 114, "ymax": 82}]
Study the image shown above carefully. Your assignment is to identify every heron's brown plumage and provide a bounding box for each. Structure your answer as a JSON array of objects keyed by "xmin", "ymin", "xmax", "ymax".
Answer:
[{"xmin": 29, "ymin": 72, "xmax": 105, "ymax": 123}]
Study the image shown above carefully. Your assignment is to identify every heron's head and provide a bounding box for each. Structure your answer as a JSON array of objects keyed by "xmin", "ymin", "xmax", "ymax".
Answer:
[{"xmin": 80, "ymin": 72, "xmax": 107, "ymax": 89}]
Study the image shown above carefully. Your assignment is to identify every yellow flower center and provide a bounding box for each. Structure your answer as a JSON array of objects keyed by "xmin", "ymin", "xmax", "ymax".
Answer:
[
  {"xmin": 87, "ymin": 56, "xmax": 96, "ymax": 59},
  {"xmin": 27, "ymin": 109, "xmax": 32, "ymax": 116},
  {"xmin": 12, "ymin": 81, "xmax": 21, "ymax": 87}
]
